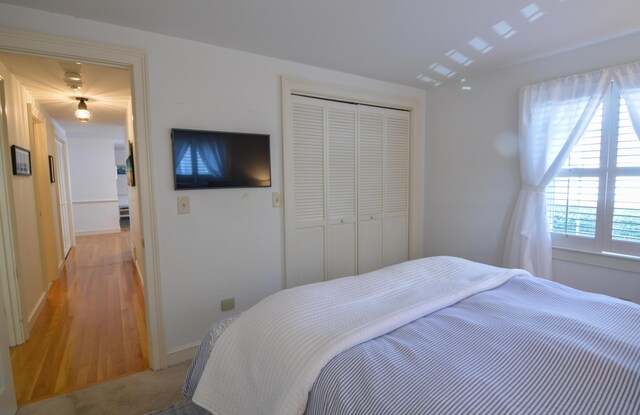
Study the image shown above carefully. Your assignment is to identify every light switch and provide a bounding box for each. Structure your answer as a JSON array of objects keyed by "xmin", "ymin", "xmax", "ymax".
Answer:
[
  {"xmin": 272, "ymin": 192, "xmax": 282, "ymax": 208},
  {"xmin": 177, "ymin": 195, "xmax": 190, "ymax": 214}
]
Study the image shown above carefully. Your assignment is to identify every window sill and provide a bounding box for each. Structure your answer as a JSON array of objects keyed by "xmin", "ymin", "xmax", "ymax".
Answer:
[{"xmin": 552, "ymin": 247, "xmax": 640, "ymax": 274}]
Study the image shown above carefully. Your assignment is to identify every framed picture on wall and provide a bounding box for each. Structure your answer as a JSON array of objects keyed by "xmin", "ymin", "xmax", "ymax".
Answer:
[
  {"xmin": 49, "ymin": 155, "xmax": 56, "ymax": 183},
  {"xmin": 11, "ymin": 145, "xmax": 31, "ymax": 176}
]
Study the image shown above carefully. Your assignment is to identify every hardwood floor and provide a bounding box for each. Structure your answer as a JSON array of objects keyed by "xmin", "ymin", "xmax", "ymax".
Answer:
[{"xmin": 10, "ymin": 231, "xmax": 149, "ymax": 405}]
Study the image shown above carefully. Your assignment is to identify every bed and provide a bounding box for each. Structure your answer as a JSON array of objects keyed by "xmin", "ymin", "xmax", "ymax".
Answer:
[{"xmin": 183, "ymin": 256, "xmax": 640, "ymax": 415}]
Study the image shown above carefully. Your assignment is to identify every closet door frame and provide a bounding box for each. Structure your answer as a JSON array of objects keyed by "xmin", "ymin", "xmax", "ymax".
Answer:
[{"xmin": 282, "ymin": 76, "xmax": 425, "ymax": 288}]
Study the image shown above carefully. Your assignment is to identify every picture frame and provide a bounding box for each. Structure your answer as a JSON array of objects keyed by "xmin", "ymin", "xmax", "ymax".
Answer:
[
  {"xmin": 11, "ymin": 145, "xmax": 31, "ymax": 176},
  {"xmin": 126, "ymin": 140, "xmax": 136, "ymax": 186},
  {"xmin": 49, "ymin": 155, "xmax": 56, "ymax": 183}
]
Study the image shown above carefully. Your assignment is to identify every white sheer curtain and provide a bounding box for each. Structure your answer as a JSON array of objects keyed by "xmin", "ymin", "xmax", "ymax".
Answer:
[
  {"xmin": 503, "ymin": 69, "xmax": 610, "ymax": 278},
  {"xmin": 196, "ymin": 140, "xmax": 226, "ymax": 177},
  {"xmin": 612, "ymin": 62, "xmax": 640, "ymax": 140},
  {"xmin": 173, "ymin": 139, "xmax": 190, "ymax": 172}
]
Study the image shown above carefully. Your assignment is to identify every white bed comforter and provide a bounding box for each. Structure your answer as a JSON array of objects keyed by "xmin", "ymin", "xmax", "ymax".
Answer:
[{"xmin": 192, "ymin": 256, "xmax": 529, "ymax": 415}]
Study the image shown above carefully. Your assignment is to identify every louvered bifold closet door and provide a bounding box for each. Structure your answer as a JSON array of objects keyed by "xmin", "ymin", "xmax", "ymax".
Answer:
[
  {"xmin": 358, "ymin": 106, "xmax": 385, "ymax": 274},
  {"xmin": 285, "ymin": 94, "xmax": 411, "ymax": 287},
  {"xmin": 327, "ymin": 102, "xmax": 358, "ymax": 279},
  {"xmin": 287, "ymin": 96, "xmax": 327, "ymax": 286},
  {"xmin": 383, "ymin": 109, "xmax": 410, "ymax": 267}
]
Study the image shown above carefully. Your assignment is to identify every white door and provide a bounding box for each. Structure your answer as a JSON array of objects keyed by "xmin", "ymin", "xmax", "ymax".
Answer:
[
  {"xmin": 327, "ymin": 102, "xmax": 357, "ymax": 279},
  {"xmin": 358, "ymin": 107, "xmax": 385, "ymax": 273},
  {"xmin": 285, "ymin": 96, "xmax": 327, "ymax": 287},
  {"xmin": 285, "ymin": 96, "xmax": 359, "ymax": 286},
  {"xmin": 382, "ymin": 109, "xmax": 409, "ymax": 267},
  {"xmin": 55, "ymin": 138, "xmax": 71, "ymax": 256}
]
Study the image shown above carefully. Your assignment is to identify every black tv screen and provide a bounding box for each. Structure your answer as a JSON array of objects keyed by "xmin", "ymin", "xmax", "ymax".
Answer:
[{"xmin": 171, "ymin": 128, "xmax": 271, "ymax": 189}]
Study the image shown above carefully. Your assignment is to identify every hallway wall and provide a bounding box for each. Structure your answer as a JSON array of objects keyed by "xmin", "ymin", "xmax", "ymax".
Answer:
[
  {"xmin": 67, "ymin": 126, "xmax": 123, "ymax": 235},
  {"xmin": 0, "ymin": 61, "xmax": 49, "ymax": 335}
]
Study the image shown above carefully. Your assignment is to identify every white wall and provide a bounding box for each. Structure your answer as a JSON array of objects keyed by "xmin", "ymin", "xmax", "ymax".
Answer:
[
  {"xmin": 67, "ymin": 127, "xmax": 122, "ymax": 235},
  {"xmin": 114, "ymin": 146, "xmax": 128, "ymax": 208},
  {"xmin": 425, "ymin": 31, "xmax": 640, "ymax": 302},
  {"xmin": 0, "ymin": 4, "xmax": 427, "ymax": 355},
  {"xmin": 0, "ymin": 61, "xmax": 48, "ymax": 334}
]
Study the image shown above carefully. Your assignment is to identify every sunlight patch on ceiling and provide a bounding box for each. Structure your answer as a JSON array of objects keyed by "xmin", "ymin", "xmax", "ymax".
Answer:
[
  {"xmin": 429, "ymin": 63, "xmax": 456, "ymax": 78},
  {"xmin": 521, "ymin": 3, "xmax": 545, "ymax": 22},
  {"xmin": 446, "ymin": 50, "xmax": 474, "ymax": 67},
  {"xmin": 418, "ymin": 0, "xmax": 555, "ymax": 91},
  {"xmin": 468, "ymin": 37, "xmax": 495, "ymax": 55},
  {"xmin": 492, "ymin": 21, "xmax": 517, "ymax": 40}
]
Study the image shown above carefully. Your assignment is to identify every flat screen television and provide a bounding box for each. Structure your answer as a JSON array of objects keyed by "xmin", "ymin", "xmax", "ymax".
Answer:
[{"xmin": 171, "ymin": 128, "xmax": 271, "ymax": 190}]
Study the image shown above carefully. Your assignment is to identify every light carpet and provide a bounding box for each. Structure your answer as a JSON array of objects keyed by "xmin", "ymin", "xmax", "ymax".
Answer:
[{"xmin": 16, "ymin": 361, "xmax": 190, "ymax": 415}]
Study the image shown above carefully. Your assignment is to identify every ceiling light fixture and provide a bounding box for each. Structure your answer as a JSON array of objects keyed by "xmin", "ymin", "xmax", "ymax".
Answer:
[{"xmin": 75, "ymin": 97, "xmax": 92, "ymax": 122}]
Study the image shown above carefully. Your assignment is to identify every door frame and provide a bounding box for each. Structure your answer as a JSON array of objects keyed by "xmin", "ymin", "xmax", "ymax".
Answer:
[
  {"xmin": 54, "ymin": 134, "xmax": 74, "ymax": 258},
  {"xmin": 0, "ymin": 76, "xmax": 24, "ymax": 347},
  {"xmin": 0, "ymin": 76, "xmax": 18, "ymax": 414},
  {"xmin": 0, "ymin": 28, "xmax": 166, "ymax": 370}
]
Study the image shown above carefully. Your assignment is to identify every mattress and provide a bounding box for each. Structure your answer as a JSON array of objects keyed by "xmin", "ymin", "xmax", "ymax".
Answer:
[{"xmin": 184, "ymin": 258, "xmax": 640, "ymax": 415}]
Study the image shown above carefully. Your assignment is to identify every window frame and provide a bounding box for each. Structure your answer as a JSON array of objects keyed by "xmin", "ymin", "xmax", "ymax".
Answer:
[{"xmin": 548, "ymin": 82, "xmax": 640, "ymax": 258}]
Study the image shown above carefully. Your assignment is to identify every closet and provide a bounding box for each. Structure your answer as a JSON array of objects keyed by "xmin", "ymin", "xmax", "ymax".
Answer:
[{"xmin": 284, "ymin": 93, "xmax": 410, "ymax": 287}]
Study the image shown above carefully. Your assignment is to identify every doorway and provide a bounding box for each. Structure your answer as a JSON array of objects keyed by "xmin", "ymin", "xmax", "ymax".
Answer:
[
  {"xmin": 0, "ymin": 29, "xmax": 164, "ymax": 411},
  {"xmin": 0, "ymin": 51, "xmax": 148, "ymax": 405}
]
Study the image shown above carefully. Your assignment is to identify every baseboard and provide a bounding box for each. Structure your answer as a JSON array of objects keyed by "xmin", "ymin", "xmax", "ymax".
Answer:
[
  {"xmin": 135, "ymin": 259, "xmax": 144, "ymax": 287},
  {"xmin": 26, "ymin": 290, "xmax": 47, "ymax": 334},
  {"xmin": 75, "ymin": 228, "xmax": 121, "ymax": 236},
  {"xmin": 166, "ymin": 341, "xmax": 201, "ymax": 366}
]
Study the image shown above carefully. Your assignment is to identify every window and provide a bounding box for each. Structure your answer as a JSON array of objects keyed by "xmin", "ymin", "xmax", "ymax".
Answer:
[
  {"xmin": 546, "ymin": 82, "xmax": 640, "ymax": 257},
  {"xmin": 175, "ymin": 144, "xmax": 211, "ymax": 176}
]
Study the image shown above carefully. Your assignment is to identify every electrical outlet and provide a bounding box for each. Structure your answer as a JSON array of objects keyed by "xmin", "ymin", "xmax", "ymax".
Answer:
[
  {"xmin": 221, "ymin": 298, "xmax": 235, "ymax": 312},
  {"xmin": 272, "ymin": 192, "xmax": 282, "ymax": 208},
  {"xmin": 177, "ymin": 195, "xmax": 190, "ymax": 214}
]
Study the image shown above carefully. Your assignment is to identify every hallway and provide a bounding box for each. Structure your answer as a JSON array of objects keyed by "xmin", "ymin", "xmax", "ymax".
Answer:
[{"xmin": 9, "ymin": 231, "xmax": 148, "ymax": 405}]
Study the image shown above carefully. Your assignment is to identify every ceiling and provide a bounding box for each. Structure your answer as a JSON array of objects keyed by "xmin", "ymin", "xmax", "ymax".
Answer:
[
  {"xmin": 0, "ymin": 52, "xmax": 130, "ymax": 135},
  {"xmin": 2, "ymin": 0, "xmax": 640, "ymax": 90}
]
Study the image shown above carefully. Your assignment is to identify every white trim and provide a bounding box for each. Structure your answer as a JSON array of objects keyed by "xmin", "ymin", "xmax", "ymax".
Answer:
[
  {"xmin": 0, "ymin": 76, "xmax": 25, "ymax": 346},
  {"xmin": 135, "ymin": 259, "xmax": 144, "ymax": 288},
  {"xmin": 72, "ymin": 199, "xmax": 119, "ymax": 204},
  {"xmin": 55, "ymin": 135, "xmax": 75, "ymax": 253},
  {"xmin": 26, "ymin": 290, "xmax": 47, "ymax": 334},
  {"xmin": 0, "ymin": 27, "xmax": 166, "ymax": 370},
  {"xmin": 281, "ymin": 76, "xmax": 425, "ymax": 288},
  {"xmin": 75, "ymin": 228, "xmax": 121, "ymax": 236},
  {"xmin": 552, "ymin": 246, "xmax": 640, "ymax": 273},
  {"xmin": 52, "ymin": 120, "xmax": 66, "ymax": 142},
  {"xmin": 166, "ymin": 341, "xmax": 200, "ymax": 366}
]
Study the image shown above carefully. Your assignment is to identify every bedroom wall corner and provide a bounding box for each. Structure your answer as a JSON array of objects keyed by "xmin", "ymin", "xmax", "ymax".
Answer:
[{"xmin": 424, "ymin": 30, "xmax": 640, "ymax": 298}]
